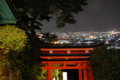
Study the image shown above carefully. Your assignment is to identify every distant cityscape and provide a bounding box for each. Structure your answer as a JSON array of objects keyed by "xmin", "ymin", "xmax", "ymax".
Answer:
[{"xmin": 37, "ymin": 31, "xmax": 120, "ymax": 49}]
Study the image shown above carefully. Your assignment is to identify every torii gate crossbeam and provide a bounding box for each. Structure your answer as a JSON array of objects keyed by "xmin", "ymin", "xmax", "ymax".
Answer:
[{"xmin": 40, "ymin": 48, "xmax": 94, "ymax": 80}]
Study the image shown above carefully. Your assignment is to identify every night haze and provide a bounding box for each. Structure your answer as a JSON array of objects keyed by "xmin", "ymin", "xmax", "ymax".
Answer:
[{"xmin": 42, "ymin": 0, "xmax": 120, "ymax": 32}]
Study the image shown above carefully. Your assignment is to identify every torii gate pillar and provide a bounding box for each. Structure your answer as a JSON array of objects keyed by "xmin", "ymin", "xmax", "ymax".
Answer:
[
  {"xmin": 83, "ymin": 64, "xmax": 88, "ymax": 80},
  {"xmin": 40, "ymin": 48, "xmax": 94, "ymax": 80},
  {"xmin": 78, "ymin": 64, "xmax": 83, "ymax": 80},
  {"xmin": 47, "ymin": 63, "xmax": 52, "ymax": 80}
]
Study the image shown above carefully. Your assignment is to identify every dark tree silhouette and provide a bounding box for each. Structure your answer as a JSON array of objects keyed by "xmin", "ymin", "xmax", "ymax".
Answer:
[
  {"xmin": 12, "ymin": 0, "xmax": 88, "ymax": 48},
  {"xmin": 13, "ymin": 0, "xmax": 87, "ymax": 31},
  {"xmin": 91, "ymin": 47, "xmax": 120, "ymax": 80}
]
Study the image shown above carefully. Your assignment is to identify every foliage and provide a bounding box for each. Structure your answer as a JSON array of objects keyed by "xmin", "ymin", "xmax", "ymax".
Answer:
[
  {"xmin": 12, "ymin": 0, "xmax": 88, "ymax": 56},
  {"xmin": 0, "ymin": 25, "xmax": 28, "ymax": 54},
  {"xmin": 4, "ymin": 0, "xmax": 88, "ymax": 79},
  {"xmin": 42, "ymin": 32, "xmax": 57, "ymax": 42},
  {"xmin": 0, "ymin": 25, "xmax": 28, "ymax": 80},
  {"xmin": 52, "ymin": 69, "xmax": 63, "ymax": 80},
  {"xmin": 0, "ymin": 25, "xmax": 54, "ymax": 80},
  {"xmin": 38, "ymin": 69, "xmax": 47, "ymax": 80},
  {"xmin": 0, "ymin": 25, "xmax": 41, "ymax": 80},
  {"xmin": 12, "ymin": 47, "xmax": 40, "ymax": 80},
  {"xmin": 0, "ymin": 25, "xmax": 28, "ymax": 67},
  {"xmin": 12, "ymin": 0, "xmax": 88, "ymax": 47},
  {"xmin": 90, "ymin": 47, "xmax": 120, "ymax": 80},
  {"xmin": 13, "ymin": 0, "xmax": 87, "ymax": 28},
  {"xmin": 38, "ymin": 69, "xmax": 62, "ymax": 80}
]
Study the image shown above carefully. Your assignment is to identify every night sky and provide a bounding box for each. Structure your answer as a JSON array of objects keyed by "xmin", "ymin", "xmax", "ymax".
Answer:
[{"xmin": 42, "ymin": 0, "xmax": 120, "ymax": 32}]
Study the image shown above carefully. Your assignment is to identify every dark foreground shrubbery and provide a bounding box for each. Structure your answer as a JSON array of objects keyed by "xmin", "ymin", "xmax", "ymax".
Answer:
[{"xmin": 91, "ymin": 47, "xmax": 120, "ymax": 80}]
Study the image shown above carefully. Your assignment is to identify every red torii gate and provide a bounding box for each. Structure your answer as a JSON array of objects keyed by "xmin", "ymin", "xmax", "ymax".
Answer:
[{"xmin": 40, "ymin": 48, "xmax": 94, "ymax": 80}]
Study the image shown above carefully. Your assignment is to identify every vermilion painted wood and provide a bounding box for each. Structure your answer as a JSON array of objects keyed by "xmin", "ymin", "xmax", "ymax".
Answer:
[
  {"xmin": 41, "ymin": 61, "xmax": 90, "ymax": 70},
  {"xmin": 40, "ymin": 48, "xmax": 94, "ymax": 51},
  {"xmin": 83, "ymin": 64, "xmax": 88, "ymax": 80},
  {"xmin": 47, "ymin": 63, "xmax": 52, "ymax": 80},
  {"xmin": 49, "ymin": 50, "xmax": 93, "ymax": 54},
  {"xmin": 40, "ymin": 56, "xmax": 90, "ymax": 59},
  {"xmin": 78, "ymin": 64, "xmax": 83, "ymax": 80},
  {"xmin": 40, "ymin": 48, "xmax": 94, "ymax": 80},
  {"xmin": 42, "ymin": 66, "xmax": 89, "ymax": 69},
  {"xmin": 41, "ymin": 61, "xmax": 89, "ymax": 64}
]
